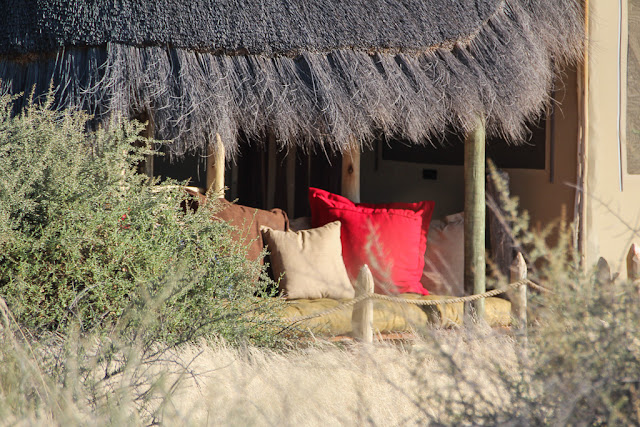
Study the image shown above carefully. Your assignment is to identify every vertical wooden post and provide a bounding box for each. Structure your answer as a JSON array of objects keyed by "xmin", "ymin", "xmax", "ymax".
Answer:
[
  {"xmin": 341, "ymin": 140, "xmax": 361, "ymax": 203},
  {"xmin": 352, "ymin": 265, "xmax": 374, "ymax": 343},
  {"xmin": 509, "ymin": 253, "xmax": 528, "ymax": 332},
  {"xmin": 627, "ymin": 243, "xmax": 640, "ymax": 282},
  {"xmin": 464, "ymin": 117, "xmax": 486, "ymax": 319},
  {"xmin": 206, "ymin": 133, "xmax": 226, "ymax": 198},
  {"xmin": 596, "ymin": 257, "xmax": 612, "ymax": 286},
  {"xmin": 575, "ymin": 0, "xmax": 589, "ymax": 269}
]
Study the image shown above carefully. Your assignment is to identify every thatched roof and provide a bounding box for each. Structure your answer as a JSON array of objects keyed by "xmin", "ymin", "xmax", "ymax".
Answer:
[{"xmin": 0, "ymin": 0, "xmax": 583, "ymax": 156}]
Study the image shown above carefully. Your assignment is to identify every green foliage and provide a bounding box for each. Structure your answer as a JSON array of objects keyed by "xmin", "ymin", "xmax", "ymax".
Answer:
[{"xmin": 0, "ymin": 94, "xmax": 286, "ymax": 347}]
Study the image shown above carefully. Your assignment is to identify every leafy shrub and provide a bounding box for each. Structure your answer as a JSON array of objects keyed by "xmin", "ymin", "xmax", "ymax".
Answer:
[{"xmin": 0, "ymin": 94, "xmax": 286, "ymax": 347}]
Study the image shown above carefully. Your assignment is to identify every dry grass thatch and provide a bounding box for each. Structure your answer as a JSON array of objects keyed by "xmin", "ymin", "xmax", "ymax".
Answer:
[{"xmin": 0, "ymin": 0, "xmax": 583, "ymax": 157}]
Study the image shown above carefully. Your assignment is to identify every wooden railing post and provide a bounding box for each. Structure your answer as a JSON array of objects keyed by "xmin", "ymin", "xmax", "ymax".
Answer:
[
  {"xmin": 596, "ymin": 257, "xmax": 612, "ymax": 286},
  {"xmin": 627, "ymin": 243, "xmax": 640, "ymax": 282},
  {"xmin": 352, "ymin": 265, "xmax": 374, "ymax": 343},
  {"xmin": 206, "ymin": 133, "xmax": 225, "ymax": 198},
  {"xmin": 509, "ymin": 253, "xmax": 528, "ymax": 334}
]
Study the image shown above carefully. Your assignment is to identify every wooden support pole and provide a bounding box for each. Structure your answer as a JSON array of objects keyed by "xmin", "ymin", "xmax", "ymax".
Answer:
[
  {"xmin": 509, "ymin": 253, "xmax": 528, "ymax": 332},
  {"xmin": 352, "ymin": 264, "xmax": 374, "ymax": 343},
  {"xmin": 464, "ymin": 117, "xmax": 486, "ymax": 319},
  {"xmin": 341, "ymin": 141, "xmax": 361, "ymax": 203},
  {"xmin": 206, "ymin": 133, "xmax": 226, "ymax": 198},
  {"xmin": 627, "ymin": 243, "xmax": 640, "ymax": 282}
]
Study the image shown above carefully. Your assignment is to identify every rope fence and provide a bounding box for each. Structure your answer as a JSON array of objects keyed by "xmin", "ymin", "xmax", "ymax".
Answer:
[
  {"xmin": 286, "ymin": 244, "xmax": 640, "ymax": 343},
  {"xmin": 287, "ymin": 278, "xmax": 540, "ymax": 324},
  {"xmin": 284, "ymin": 249, "xmax": 576, "ymax": 343}
]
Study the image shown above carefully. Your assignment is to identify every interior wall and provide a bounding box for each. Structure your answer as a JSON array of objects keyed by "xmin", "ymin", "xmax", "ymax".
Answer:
[
  {"xmin": 360, "ymin": 150, "xmax": 465, "ymax": 219},
  {"xmin": 585, "ymin": 0, "xmax": 640, "ymax": 272},
  {"xmin": 507, "ymin": 68, "xmax": 579, "ymax": 231}
]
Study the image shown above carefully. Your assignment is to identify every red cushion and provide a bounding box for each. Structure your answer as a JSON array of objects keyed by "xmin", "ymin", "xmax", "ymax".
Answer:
[{"xmin": 309, "ymin": 188, "xmax": 434, "ymax": 295}]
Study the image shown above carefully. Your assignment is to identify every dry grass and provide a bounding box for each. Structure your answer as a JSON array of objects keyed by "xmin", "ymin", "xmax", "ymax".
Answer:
[
  {"xmin": 4, "ymin": 273, "xmax": 640, "ymax": 426},
  {"xmin": 0, "ymin": 311, "xmax": 520, "ymax": 425},
  {"xmin": 156, "ymin": 325, "xmax": 519, "ymax": 425}
]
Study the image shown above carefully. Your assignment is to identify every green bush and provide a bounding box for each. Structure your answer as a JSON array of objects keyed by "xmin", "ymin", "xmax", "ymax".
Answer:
[{"xmin": 0, "ymin": 94, "xmax": 286, "ymax": 346}]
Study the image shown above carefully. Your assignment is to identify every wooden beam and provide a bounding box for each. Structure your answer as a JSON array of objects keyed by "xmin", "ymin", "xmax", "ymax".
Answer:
[
  {"xmin": 206, "ymin": 133, "xmax": 226, "ymax": 198},
  {"xmin": 341, "ymin": 140, "xmax": 361, "ymax": 203},
  {"xmin": 352, "ymin": 264, "xmax": 374, "ymax": 343},
  {"xmin": 575, "ymin": 0, "xmax": 589, "ymax": 267},
  {"xmin": 464, "ymin": 117, "xmax": 486, "ymax": 319}
]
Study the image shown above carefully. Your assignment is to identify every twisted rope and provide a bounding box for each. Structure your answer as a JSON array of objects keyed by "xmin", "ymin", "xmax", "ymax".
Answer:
[
  {"xmin": 525, "ymin": 280, "xmax": 553, "ymax": 294},
  {"xmin": 287, "ymin": 279, "xmax": 546, "ymax": 324},
  {"xmin": 286, "ymin": 294, "xmax": 370, "ymax": 323}
]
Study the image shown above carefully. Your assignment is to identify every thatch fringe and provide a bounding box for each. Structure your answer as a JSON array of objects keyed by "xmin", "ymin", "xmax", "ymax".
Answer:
[{"xmin": 0, "ymin": 0, "xmax": 583, "ymax": 158}]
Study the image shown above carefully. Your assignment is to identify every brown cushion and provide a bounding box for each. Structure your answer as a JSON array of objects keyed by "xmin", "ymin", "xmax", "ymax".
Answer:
[
  {"xmin": 421, "ymin": 212, "xmax": 465, "ymax": 296},
  {"xmin": 289, "ymin": 216, "xmax": 311, "ymax": 232},
  {"xmin": 211, "ymin": 198, "xmax": 290, "ymax": 262},
  {"xmin": 261, "ymin": 221, "xmax": 354, "ymax": 300}
]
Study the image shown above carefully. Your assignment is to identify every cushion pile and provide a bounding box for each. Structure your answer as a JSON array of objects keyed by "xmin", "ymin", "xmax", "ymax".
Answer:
[{"xmin": 309, "ymin": 188, "xmax": 435, "ymax": 295}]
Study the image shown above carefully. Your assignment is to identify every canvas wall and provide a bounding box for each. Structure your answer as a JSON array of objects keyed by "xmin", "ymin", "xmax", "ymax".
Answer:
[{"xmin": 585, "ymin": 0, "xmax": 640, "ymax": 272}]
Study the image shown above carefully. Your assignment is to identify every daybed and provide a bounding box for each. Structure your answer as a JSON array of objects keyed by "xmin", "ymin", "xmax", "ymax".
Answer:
[
  {"xmin": 282, "ymin": 296, "xmax": 511, "ymax": 336},
  {"xmin": 190, "ymin": 188, "xmax": 513, "ymax": 336}
]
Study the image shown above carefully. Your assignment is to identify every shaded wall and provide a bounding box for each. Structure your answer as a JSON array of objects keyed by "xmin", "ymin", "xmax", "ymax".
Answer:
[{"xmin": 585, "ymin": 0, "xmax": 640, "ymax": 271}]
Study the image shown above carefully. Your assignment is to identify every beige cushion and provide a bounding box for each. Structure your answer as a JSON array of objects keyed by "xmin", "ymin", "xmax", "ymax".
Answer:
[
  {"xmin": 421, "ymin": 212, "xmax": 465, "ymax": 296},
  {"xmin": 261, "ymin": 221, "xmax": 354, "ymax": 300}
]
